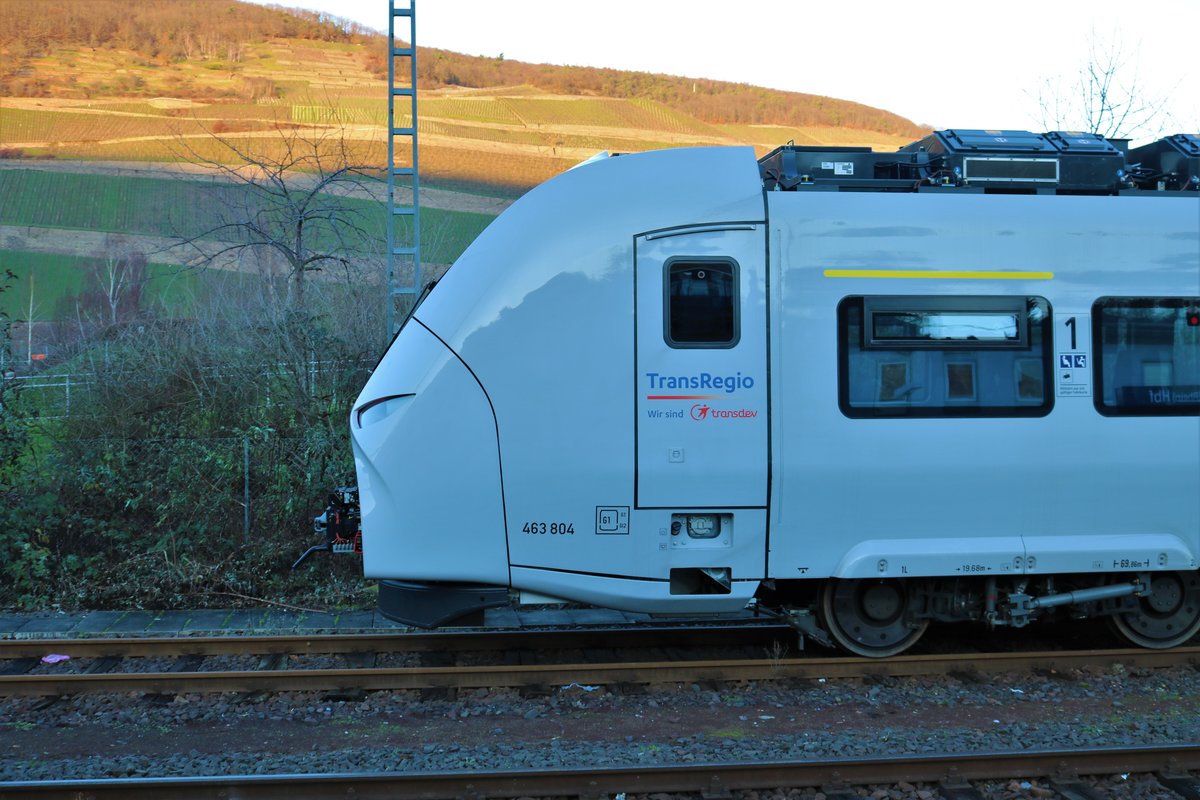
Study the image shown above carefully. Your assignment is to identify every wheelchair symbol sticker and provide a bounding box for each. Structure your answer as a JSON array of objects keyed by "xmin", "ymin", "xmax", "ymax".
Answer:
[{"xmin": 1059, "ymin": 354, "xmax": 1087, "ymax": 369}]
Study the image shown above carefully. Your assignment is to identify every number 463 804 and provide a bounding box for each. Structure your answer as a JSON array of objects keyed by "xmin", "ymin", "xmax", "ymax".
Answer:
[{"xmin": 522, "ymin": 522, "xmax": 575, "ymax": 534}]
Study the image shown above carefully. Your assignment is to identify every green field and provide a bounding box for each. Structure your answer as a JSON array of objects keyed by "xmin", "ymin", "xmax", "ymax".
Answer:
[
  {"xmin": 0, "ymin": 250, "xmax": 205, "ymax": 320},
  {"xmin": 0, "ymin": 169, "xmax": 495, "ymax": 262}
]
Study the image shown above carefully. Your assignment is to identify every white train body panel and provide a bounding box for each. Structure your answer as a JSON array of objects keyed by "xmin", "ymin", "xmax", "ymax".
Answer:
[
  {"xmin": 768, "ymin": 191, "xmax": 1200, "ymax": 582},
  {"xmin": 352, "ymin": 322, "xmax": 508, "ymax": 585},
  {"xmin": 350, "ymin": 142, "xmax": 1200, "ymax": 620}
]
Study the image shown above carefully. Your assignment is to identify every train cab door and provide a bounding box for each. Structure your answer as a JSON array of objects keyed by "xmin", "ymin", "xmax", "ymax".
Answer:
[{"xmin": 635, "ymin": 224, "xmax": 768, "ymax": 508}]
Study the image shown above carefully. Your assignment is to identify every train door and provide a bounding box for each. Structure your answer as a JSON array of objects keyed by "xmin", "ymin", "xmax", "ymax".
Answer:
[{"xmin": 635, "ymin": 225, "xmax": 768, "ymax": 508}]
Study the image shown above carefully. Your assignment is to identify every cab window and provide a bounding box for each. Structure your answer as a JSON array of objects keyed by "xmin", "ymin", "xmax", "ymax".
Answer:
[{"xmin": 665, "ymin": 259, "xmax": 739, "ymax": 348}]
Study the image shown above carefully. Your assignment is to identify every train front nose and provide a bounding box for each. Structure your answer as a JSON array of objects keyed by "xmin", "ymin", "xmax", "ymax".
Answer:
[{"xmin": 350, "ymin": 322, "xmax": 509, "ymax": 589}]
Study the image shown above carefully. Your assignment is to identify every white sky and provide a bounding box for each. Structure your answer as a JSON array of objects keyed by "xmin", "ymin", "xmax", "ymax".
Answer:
[{"xmin": 250, "ymin": 0, "xmax": 1200, "ymax": 137}]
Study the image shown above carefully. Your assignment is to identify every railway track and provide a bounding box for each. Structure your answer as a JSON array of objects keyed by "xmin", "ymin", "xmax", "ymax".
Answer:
[
  {"xmin": 3, "ymin": 746, "xmax": 1199, "ymax": 799},
  {"xmin": 2, "ymin": 629, "xmax": 1198, "ymax": 696}
]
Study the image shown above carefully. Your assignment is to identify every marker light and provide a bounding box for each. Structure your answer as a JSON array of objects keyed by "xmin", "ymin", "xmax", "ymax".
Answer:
[{"xmin": 1188, "ymin": 309, "xmax": 1200, "ymax": 327}]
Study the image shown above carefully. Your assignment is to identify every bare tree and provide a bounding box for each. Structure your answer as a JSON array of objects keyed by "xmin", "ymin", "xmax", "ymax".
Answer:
[
  {"xmin": 171, "ymin": 119, "xmax": 383, "ymax": 312},
  {"xmin": 1035, "ymin": 32, "xmax": 1176, "ymax": 140},
  {"xmin": 94, "ymin": 235, "xmax": 147, "ymax": 327}
]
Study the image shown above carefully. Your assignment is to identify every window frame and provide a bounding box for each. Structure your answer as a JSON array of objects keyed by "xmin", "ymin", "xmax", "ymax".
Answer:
[
  {"xmin": 662, "ymin": 256, "xmax": 741, "ymax": 349},
  {"xmin": 1091, "ymin": 296, "xmax": 1200, "ymax": 418},
  {"xmin": 862, "ymin": 295, "xmax": 1029, "ymax": 350},
  {"xmin": 837, "ymin": 294, "xmax": 1054, "ymax": 419}
]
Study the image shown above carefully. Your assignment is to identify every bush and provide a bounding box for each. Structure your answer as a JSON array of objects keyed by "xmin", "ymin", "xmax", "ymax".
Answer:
[
  {"xmin": 0, "ymin": 269, "xmax": 55, "ymax": 608},
  {"xmin": 0, "ymin": 268, "xmax": 386, "ymax": 610}
]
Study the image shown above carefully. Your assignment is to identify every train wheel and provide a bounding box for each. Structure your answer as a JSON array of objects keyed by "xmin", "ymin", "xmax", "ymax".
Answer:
[
  {"xmin": 820, "ymin": 578, "xmax": 928, "ymax": 657},
  {"xmin": 1110, "ymin": 571, "xmax": 1200, "ymax": 649}
]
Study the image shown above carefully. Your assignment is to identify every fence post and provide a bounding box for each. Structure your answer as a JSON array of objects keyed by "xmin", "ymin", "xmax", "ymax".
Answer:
[
  {"xmin": 65, "ymin": 375, "xmax": 70, "ymax": 416},
  {"xmin": 243, "ymin": 436, "xmax": 251, "ymax": 537}
]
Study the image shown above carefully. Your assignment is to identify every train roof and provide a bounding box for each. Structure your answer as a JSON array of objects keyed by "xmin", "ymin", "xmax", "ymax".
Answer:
[{"xmin": 759, "ymin": 130, "xmax": 1200, "ymax": 195}]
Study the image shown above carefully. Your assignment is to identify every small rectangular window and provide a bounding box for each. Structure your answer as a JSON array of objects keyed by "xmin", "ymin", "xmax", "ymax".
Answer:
[
  {"xmin": 665, "ymin": 259, "xmax": 739, "ymax": 348},
  {"xmin": 839, "ymin": 295, "xmax": 1053, "ymax": 418},
  {"xmin": 863, "ymin": 296, "xmax": 1027, "ymax": 349},
  {"xmin": 1093, "ymin": 297, "xmax": 1200, "ymax": 416}
]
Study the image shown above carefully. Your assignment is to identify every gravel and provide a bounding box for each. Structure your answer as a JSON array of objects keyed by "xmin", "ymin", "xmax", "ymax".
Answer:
[{"xmin": 2, "ymin": 660, "xmax": 1198, "ymax": 784}]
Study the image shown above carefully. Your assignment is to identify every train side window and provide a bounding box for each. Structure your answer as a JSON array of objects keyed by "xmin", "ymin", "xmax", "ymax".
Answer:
[
  {"xmin": 838, "ymin": 295, "xmax": 1053, "ymax": 418},
  {"xmin": 664, "ymin": 258, "xmax": 739, "ymax": 348},
  {"xmin": 1092, "ymin": 297, "xmax": 1200, "ymax": 416}
]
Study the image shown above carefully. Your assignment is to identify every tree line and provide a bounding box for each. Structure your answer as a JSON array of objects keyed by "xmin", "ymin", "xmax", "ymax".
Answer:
[{"xmin": 1, "ymin": 0, "xmax": 372, "ymax": 58}]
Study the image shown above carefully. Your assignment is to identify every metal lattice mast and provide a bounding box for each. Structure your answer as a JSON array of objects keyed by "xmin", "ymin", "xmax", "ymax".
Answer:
[{"xmin": 386, "ymin": 0, "xmax": 419, "ymax": 335}]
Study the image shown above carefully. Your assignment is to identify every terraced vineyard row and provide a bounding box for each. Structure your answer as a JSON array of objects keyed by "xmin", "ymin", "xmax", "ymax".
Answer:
[
  {"xmin": 0, "ymin": 169, "xmax": 231, "ymax": 238},
  {"xmin": 0, "ymin": 108, "xmax": 279, "ymax": 146},
  {"xmin": 52, "ymin": 133, "xmax": 387, "ymax": 166},
  {"xmin": 4, "ymin": 83, "xmax": 918, "ymax": 196}
]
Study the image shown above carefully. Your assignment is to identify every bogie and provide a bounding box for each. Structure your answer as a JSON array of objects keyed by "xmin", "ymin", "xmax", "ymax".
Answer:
[{"xmin": 787, "ymin": 572, "xmax": 1200, "ymax": 656}]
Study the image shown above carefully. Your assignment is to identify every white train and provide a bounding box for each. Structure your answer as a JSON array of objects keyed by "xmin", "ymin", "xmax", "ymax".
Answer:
[{"xmin": 344, "ymin": 130, "xmax": 1200, "ymax": 656}]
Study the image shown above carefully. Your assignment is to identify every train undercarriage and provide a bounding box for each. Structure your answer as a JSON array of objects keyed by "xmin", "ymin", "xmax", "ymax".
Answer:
[
  {"xmin": 763, "ymin": 571, "xmax": 1200, "ymax": 657},
  {"xmin": 300, "ymin": 492, "xmax": 1200, "ymax": 656}
]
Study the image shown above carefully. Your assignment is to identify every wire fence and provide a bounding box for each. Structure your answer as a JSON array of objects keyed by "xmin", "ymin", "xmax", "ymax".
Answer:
[
  {"xmin": 3, "ymin": 358, "xmax": 372, "ymax": 419},
  {"xmin": 45, "ymin": 432, "xmax": 352, "ymax": 541},
  {"xmin": 1, "ymin": 342, "xmax": 368, "ymax": 558}
]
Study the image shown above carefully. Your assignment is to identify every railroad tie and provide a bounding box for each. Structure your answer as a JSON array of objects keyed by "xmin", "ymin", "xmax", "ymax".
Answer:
[
  {"xmin": 938, "ymin": 779, "xmax": 986, "ymax": 800},
  {"xmin": 143, "ymin": 654, "xmax": 207, "ymax": 705},
  {"xmin": 1050, "ymin": 777, "xmax": 1107, "ymax": 800},
  {"xmin": 820, "ymin": 780, "xmax": 861, "ymax": 800},
  {"xmin": 1159, "ymin": 772, "xmax": 1200, "ymax": 800}
]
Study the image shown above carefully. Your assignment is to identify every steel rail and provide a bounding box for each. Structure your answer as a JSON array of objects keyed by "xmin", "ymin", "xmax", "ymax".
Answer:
[
  {"xmin": 3, "ymin": 745, "xmax": 1199, "ymax": 799},
  {"xmin": 0, "ymin": 622, "xmax": 786, "ymax": 659},
  {"xmin": 2, "ymin": 646, "xmax": 1199, "ymax": 697}
]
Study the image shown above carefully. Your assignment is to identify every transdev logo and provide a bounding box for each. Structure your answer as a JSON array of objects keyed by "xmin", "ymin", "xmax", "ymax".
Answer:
[
  {"xmin": 645, "ymin": 371, "xmax": 754, "ymax": 400},
  {"xmin": 691, "ymin": 403, "xmax": 758, "ymax": 420}
]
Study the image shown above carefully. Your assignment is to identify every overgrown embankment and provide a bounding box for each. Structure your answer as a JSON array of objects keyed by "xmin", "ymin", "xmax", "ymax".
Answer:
[{"xmin": 0, "ymin": 266, "xmax": 383, "ymax": 611}]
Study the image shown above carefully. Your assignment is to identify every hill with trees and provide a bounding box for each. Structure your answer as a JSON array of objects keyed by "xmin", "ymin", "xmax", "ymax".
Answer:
[{"xmin": 1, "ymin": 0, "xmax": 925, "ymax": 138}]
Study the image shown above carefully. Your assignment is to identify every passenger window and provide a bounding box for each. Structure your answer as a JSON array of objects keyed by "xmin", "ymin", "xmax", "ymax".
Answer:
[
  {"xmin": 665, "ymin": 259, "xmax": 739, "ymax": 348},
  {"xmin": 838, "ymin": 295, "xmax": 1053, "ymax": 417},
  {"xmin": 1093, "ymin": 298, "xmax": 1200, "ymax": 416}
]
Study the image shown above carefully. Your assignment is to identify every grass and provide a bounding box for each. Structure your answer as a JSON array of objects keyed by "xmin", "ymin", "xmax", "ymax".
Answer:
[
  {"xmin": 0, "ymin": 169, "xmax": 495, "ymax": 265},
  {"xmin": 707, "ymin": 726, "xmax": 749, "ymax": 739},
  {"xmin": 1, "ymin": 252, "xmax": 87, "ymax": 317},
  {"xmin": 0, "ymin": 250, "xmax": 206, "ymax": 320}
]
